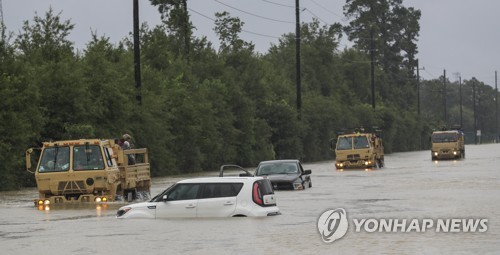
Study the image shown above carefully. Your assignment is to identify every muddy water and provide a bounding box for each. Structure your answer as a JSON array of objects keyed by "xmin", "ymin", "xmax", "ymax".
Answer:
[{"xmin": 1, "ymin": 144, "xmax": 499, "ymax": 254}]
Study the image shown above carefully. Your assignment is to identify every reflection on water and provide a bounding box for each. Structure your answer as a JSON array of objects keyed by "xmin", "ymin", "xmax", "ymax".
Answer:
[
  {"xmin": 336, "ymin": 167, "xmax": 375, "ymax": 172},
  {"xmin": 0, "ymin": 144, "xmax": 499, "ymax": 254}
]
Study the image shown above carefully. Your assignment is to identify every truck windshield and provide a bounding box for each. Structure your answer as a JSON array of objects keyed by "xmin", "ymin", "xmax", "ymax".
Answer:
[
  {"xmin": 73, "ymin": 145, "xmax": 105, "ymax": 170},
  {"xmin": 432, "ymin": 133, "xmax": 458, "ymax": 143},
  {"xmin": 38, "ymin": 146, "xmax": 70, "ymax": 173},
  {"xmin": 336, "ymin": 137, "xmax": 352, "ymax": 150},
  {"xmin": 337, "ymin": 136, "xmax": 370, "ymax": 150},
  {"xmin": 353, "ymin": 136, "xmax": 370, "ymax": 149}
]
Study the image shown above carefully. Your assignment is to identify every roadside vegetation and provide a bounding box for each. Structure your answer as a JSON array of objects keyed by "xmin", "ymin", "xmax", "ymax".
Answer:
[{"xmin": 0, "ymin": 0, "xmax": 497, "ymax": 190}]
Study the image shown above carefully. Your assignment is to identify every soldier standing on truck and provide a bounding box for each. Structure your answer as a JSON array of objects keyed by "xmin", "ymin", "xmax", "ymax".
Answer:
[{"xmin": 121, "ymin": 134, "xmax": 136, "ymax": 165}]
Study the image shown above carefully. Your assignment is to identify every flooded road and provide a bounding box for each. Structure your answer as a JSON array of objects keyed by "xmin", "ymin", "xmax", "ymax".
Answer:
[{"xmin": 1, "ymin": 144, "xmax": 499, "ymax": 254}]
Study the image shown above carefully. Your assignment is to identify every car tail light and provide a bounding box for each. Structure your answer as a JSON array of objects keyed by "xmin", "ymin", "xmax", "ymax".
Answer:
[{"xmin": 253, "ymin": 182, "xmax": 263, "ymax": 206}]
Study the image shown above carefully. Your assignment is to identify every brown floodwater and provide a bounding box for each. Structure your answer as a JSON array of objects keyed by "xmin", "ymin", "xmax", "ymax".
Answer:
[{"xmin": 1, "ymin": 143, "xmax": 499, "ymax": 254}]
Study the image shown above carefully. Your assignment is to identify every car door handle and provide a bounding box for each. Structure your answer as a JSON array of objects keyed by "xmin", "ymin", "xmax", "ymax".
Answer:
[
  {"xmin": 223, "ymin": 201, "xmax": 234, "ymax": 206},
  {"xmin": 185, "ymin": 204, "xmax": 196, "ymax": 208}
]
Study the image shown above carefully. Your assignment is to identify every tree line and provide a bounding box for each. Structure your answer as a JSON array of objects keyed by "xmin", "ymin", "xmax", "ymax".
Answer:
[{"xmin": 0, "ymin": 0, "xmax": 497, "ymax": 190}]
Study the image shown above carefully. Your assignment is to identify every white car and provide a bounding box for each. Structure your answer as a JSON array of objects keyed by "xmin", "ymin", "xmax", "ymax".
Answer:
[{"xmin": 116, "ymin": 166, "xmax": 280, "ymax": 218}]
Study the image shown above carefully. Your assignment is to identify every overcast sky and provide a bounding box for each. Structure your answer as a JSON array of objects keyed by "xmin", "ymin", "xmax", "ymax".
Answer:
[{"xmin": 3, "ymin": 0, "xmax": 500, "ymax": 86}]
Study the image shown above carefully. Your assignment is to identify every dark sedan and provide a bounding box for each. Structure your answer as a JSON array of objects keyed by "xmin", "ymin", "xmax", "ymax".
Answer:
[{"xmin": 254, "ymin": 160, "xmax": 312, "ymax": 190}]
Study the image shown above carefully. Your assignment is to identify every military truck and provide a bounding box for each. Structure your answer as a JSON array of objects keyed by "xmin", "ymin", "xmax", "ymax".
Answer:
[
  {"xmin": 431, "ymin": 129, "xmax": 465, "ymax": 160},
  {"xmin": 330, "ymin": 128, "xmax": 384, "ymax": 170},
  {"xmin": 25, "ymin": 139, "xmax": 151, "ymax": 207}
]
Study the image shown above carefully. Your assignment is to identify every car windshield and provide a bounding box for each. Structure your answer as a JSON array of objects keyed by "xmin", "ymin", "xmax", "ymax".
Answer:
[
  {"xmin": 432, "ymin": 133, "xmax": 458, "ymax": 143},
  {"xmin": 257, "ymin": 162, "xmax": 298, "ymax": 175},
  {"xmin": 38, "ymin": 146, "xmax": 70, "ymax": 173}
]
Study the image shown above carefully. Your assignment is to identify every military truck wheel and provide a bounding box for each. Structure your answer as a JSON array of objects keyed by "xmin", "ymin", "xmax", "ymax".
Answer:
[
  {"xmin": 377, "ymin": 159, "xmax": 384, "ymax": 168},
  {"xmin": 126, "ymin": 190, "xmax": 136, "ymax": 202},
  {"xmin": 137, "ymin": 190, "xmax": 151, "ymax": 200}
]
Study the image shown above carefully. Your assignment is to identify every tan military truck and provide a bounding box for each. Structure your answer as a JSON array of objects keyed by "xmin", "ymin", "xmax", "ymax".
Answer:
[
  {"xmin": 431, "ymin": 130, "xmax": 465, "ymax": 160},
  {"xmin": 330, "ymin": 129, "xmax": 384, "ymax": 170},
  {"xmin": 25, "ymin": 139, "xmax": 151, "ymax": 207}
]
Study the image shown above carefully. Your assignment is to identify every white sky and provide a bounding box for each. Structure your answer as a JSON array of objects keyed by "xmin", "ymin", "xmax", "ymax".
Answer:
[{"xmin": 3, "ymin": 0, "xmax": 500, "ymax": 86}]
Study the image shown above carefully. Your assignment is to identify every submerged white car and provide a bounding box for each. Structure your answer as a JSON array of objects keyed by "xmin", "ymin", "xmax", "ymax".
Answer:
[{"xmin": 116, "ymin": 166, "xmax": 280, "ymax": 218}]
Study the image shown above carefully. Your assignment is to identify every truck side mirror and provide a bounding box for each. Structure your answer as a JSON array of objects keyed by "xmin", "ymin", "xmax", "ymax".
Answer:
[
  {"xmin": 329, "ymin": 139, "xmax": 337, "ymax": 151},
  {"xmin": 25, "ymin": 148, "xmax": 35, "ymax": 174}
]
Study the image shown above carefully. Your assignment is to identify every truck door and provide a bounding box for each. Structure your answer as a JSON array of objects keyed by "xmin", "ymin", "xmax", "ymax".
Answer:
[{"xmin": 155, "ymin": 183, "xmax": 199, "ymax": 218}]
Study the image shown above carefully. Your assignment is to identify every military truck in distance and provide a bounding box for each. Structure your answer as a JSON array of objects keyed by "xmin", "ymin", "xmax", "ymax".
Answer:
[
  {"xmin": 330, "ymin": 128, "xmax": 384, "ymax": 170},
  {"xmin": 431, "ymin": 129, "xmax": 465, "ymax": 160},
  {"xmin": 25, "ymin": 139, "xmax": 151, "ymax": 207}
]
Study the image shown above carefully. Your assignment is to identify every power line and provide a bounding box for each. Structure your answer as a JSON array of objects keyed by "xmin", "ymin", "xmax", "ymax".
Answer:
[
  {"xmin": 188, "ymin": 7, "xmax": 216, "ymax": 22},
  {"xmin": 308, "ymin": 0, "xmax": 345, "ymax": 20},
  {"xmin": 188, "ymin": 7, "xmax": 280, "ymax": 39},
  {"xmin": 261, "ymin": 0, "xmax": 294, "ymax": 8},
  {"xmin": 303, "ymin": 8, "xmax": 328, "ymax": 25},
  {"xmin": 214, "ymin": 0, "xmax": 294, "ymax": 24}
]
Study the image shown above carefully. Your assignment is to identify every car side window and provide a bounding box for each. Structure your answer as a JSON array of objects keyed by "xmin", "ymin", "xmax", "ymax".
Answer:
[
  {"xmin": 199, "ymin": 183, "xmax": 244, "ymax": 199},
  {"xmin": 167, "ymin": 184, "xmax": 200, "ymax": 201}
]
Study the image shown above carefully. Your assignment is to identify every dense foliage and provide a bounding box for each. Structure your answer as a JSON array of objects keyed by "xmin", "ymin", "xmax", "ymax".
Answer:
[{"xmin": 0, "ymin": 1, "xmax": 498, "ymax": 190}]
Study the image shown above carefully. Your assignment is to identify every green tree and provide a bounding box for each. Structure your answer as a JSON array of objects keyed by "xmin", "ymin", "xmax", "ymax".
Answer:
[
  {"xmin": 0, "ymin": 28, "xmax": 44, "ymax": 190},
  {"xmin": 150, "ymin": 0, "xmax": 192, "ymax": 57},
  {"xmin": 343, "ymin": 0, "xmax": 421, "ymax": 109},
  {"xmin": 15, "ymin": 8, "xmax": 85, "ymax": 140},
  {"xmin": 343, "ymin": 0, "xmax": 421, "ymax": 74}
]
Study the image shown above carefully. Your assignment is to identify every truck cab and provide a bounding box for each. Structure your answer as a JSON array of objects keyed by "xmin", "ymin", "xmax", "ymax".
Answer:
[
  {"xmin": 26, "ymin": 139, "xmax": 151, "ymax": 207},
  {"xmin": 331, "ymin": 129, "xmax": 384, "ymax": 170},
  {"xmin": 431, "ymin": 130, "xmax": 465, "ymax": 160}
]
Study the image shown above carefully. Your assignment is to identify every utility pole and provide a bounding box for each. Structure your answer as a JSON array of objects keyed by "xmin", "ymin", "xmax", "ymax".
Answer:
[
  {"xmin": 181, "ymin": 0, "xmax": 190, "ymax": 58},
  {"xmin": 473, "ymin": 80, "xmax": 477, "ymax": 145},
  {"xmin": 459, "ymin": 75, "xmax": 463, "ymax": 128},
  {"xmin": 443, "ymin": 69, "xmax": 447, "ymax": 126},
  {"xmin": 0, "ymin": 0, "xmax": 3, "ymax": 28},
  {"xmin": 133, "ymin": 0, "xmax": 142, "ymax": 105},
  {"xmin": 0, "ymin": 0, "xmax": 4, "ymax": 39},
  {"xmin": 370, "ymin": 29, "xmax": 375, "ymax": 109},
  {"xmin": 416, "ymin": 60, "xmax": 425, "ymax": 115},
  {"xmin": 295, "ymin": 0, "xmax": 301, "ymax": 119},
  {"xmin": 416, "ymin": 60, "xmax": 420, "ymax": 115},
  {"xmin": 496, "ymin": 71, "xmax": 498, "ymax": 143}
]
